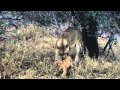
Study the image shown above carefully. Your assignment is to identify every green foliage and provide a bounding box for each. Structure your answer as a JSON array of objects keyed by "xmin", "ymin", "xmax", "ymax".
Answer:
[{"xmin": 0, "ymin": 29, "xmax": 5, "ymax": 34}]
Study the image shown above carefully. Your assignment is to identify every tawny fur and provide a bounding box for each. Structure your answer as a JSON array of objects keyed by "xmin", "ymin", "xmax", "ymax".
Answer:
[{"xmin": 55, "ymin": 26, "xmax": 83, "ymax": 65}]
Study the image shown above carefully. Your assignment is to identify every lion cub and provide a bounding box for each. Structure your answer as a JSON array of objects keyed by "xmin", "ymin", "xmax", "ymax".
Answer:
[{"xmin": 55, "ymin": 56, "xmax": 73, "ymax": 78}]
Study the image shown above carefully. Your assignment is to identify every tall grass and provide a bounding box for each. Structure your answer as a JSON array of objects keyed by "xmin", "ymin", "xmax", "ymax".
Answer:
[{"xmin": 0, "ymin": 24, "xmax": 120, "ymax": 79}]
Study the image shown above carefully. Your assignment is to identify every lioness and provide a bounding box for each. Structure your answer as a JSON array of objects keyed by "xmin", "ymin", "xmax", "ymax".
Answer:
[
  {"xmin": 55, "ymin": 56, "xmax": 72, "ymax": 78},
  {"xmin": 55, "ymin": 26, "xmax": 83, "ymax": 65}
]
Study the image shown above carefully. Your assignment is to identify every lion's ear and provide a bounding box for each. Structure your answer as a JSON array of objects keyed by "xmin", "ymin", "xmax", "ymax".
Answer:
[{"xmin": 62, "ymin": 32, "xmax": 69, "ymax": 39}]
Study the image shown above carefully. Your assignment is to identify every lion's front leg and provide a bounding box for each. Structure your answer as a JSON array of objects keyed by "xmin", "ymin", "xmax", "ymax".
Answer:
[
  {"xmin": 74, "ymin": 54, "xmax": 79, "ymax": 66},
  {"xmin": 55, "ymin": 49, "xmax": 62, "ymax": 61},
  {"xmin": 74, "ymin": 41, "xmax": 80, "ymax": 66},
  {"xmin": 55, "ymin": 49, "xmax": 59, "ymax": 61}
]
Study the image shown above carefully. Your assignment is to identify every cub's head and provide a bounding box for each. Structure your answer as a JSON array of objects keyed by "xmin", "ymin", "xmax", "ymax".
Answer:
[{"xmin": 55, "ymin": 60, "xmax": 63, "ymax": 67}]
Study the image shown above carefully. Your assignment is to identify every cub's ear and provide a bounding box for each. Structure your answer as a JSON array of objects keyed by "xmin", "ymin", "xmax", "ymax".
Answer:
[
  {"xmin": 58, "ymin": 61, "xmax": 63, "ymax": 66},
  {"xmin": 54, "ymin": 61, "xmax": 57, "ymax": 65},
  {"xmin": 55, "ymin": 60, "xmax": 62, "ymax": 65}
]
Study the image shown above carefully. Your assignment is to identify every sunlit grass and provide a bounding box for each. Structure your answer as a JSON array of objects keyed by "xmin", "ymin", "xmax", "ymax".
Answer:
[{"xmin": 0, "ymin": 24, "xmax": 120, "ymax": 79}]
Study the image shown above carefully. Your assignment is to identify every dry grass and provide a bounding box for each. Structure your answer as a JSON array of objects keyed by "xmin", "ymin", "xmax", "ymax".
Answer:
[{"xmin": 0, "ymin": 24, "xmax": 120, "ymax": 79}]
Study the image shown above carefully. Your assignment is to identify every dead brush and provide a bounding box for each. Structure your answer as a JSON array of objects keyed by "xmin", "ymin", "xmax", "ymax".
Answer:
[
  {"xmin": 1, "ymin": 58, "xmax": 15, "ymax": 79},
  {"xmin": 0, "ymin": 23, "xmax": 120, "ymax": 79},
  {"xmin": 16, "ymin": 24, "xmax": 50, "ymax": 41}
]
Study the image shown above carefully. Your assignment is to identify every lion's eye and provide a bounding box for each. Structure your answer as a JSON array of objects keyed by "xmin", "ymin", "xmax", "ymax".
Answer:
[
  {"xmin": 57, "ymin": 46, "xmax": 60, "ymax": 49},
  {"xmin": 66, "ymin": 45, "xmax": 69, "ymax": 48}
]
